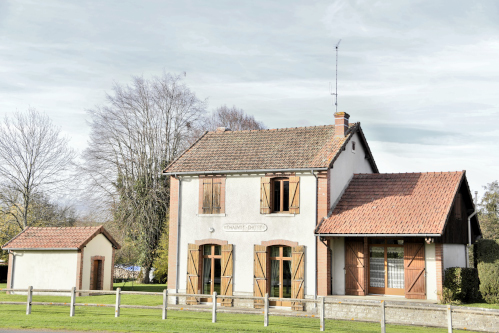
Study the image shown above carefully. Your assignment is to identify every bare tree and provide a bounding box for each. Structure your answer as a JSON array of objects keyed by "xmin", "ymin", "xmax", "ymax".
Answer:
[
  {"xmin": 0, "ymin": 109, "xmax": 76, "ymax": 230},
  {"xmin": 82, "ymin": 73, "xmax": 206, "ymax": 282},
  {"xmin": 204, "ymin": 105, "xmax": 265, "ymax": 131}
]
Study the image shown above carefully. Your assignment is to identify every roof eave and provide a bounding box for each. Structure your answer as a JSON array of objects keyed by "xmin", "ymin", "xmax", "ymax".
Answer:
[
  {"xmin": 4, "ymin": 248, "xmax": 79, "ymax": 251},
  {"xmin": 163, "ymin": 167, "xmax": 329, "ymax": 176},
  {"xmin": 314, "ymin": 233, "xmax": 441, "ymax": 237}
]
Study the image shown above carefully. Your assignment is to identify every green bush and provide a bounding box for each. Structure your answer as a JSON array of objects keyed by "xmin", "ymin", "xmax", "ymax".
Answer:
[
  {"xmin": 442, "ymin": 267, "xmax": 480, "ymax": 304},
  {"xmin": 476, "ymin": 239, "xmax": 499, "ymax": 304}
]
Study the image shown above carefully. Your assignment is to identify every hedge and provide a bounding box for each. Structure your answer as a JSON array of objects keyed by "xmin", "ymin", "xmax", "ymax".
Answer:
[
  {"xmin": 442, "ymin": 267, "xmax": 480, "ymax": 304},
  {"xmin": 476, "ymin": 239, "xmax": 499, "ymax": 304}
]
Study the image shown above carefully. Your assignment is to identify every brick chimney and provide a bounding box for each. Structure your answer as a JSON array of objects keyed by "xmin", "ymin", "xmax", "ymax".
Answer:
[
  {"xmin": 216, "ymin": 127, "xmax": 231, "ymax": 133},
  {"xmin": 334, "ymin": 112, "xmax": 350, "ymax": 137}
]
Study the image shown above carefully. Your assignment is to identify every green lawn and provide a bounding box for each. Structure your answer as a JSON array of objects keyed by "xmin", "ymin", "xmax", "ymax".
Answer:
[{"xmin": 0, "ymin": 283, "xmax": 488, "ymax": 332}]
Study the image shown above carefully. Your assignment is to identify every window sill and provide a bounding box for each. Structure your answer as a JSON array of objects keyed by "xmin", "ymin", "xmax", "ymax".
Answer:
[
  {"xmin": 263, "ymin": 213, "xmax": 296, "ymax": 217},
  {"xmin": 197, "ymin": 214, "xmax": 226, "ymax": 217}
]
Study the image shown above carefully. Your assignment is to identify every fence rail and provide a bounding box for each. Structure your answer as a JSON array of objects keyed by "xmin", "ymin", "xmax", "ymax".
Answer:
[{"xmin": 1, "ymin": 287, "xmax": 497, "ymax": 332}]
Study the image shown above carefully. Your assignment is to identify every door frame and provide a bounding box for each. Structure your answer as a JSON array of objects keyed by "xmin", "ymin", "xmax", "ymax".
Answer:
[
  {"xmin": 368, "ymin": 239, "xmax": 405, "ymax": 296},
  {"xmin": 200, "ymin": 244, "xmax": 222, "ymax": 303}
]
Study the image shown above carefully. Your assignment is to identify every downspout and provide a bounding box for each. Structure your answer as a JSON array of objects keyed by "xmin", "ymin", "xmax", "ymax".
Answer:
[
  {"xmin": 466, "ymin": 192, "xmax": 478, "ymax": 268},
  {"xmin": 312, "ymin": 170, "xmax": 318, "ymax": 301},
  {"xmin": 174, "ymin": 174, "xmax": 182, "ymax": 293}
]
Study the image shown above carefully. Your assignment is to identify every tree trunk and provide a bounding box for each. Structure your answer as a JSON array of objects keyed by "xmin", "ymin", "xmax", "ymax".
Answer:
[{"xmin": 142, "ymin": 266, "xmax": 151, "ymax": 284}]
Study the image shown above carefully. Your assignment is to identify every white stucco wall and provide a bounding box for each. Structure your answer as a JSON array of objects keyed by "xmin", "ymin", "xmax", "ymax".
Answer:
[
  {"xmin": 443, "ymin": 244, "xmax": 467, "ymax": 270},
  {"xmin": 177, "ymin": 172, "xmax": 317, "ymax": 296},
  {"xmin": 425, "ymin": 243, "xmax": 438, "ymax": 300},
  {"xmin": 329, "ymin": 132, "xmax": 374, "ymax": 211},
  {"xmin": 82, "ymin": 234, "xmax": 114, "ymax": 290},
  {"xmin": 331, "ymin": 237, "xmax": 345, "ymax": 295},
  {"xmin": 11, "ymin": 250, "xmax": 78, "ymax": 294}
]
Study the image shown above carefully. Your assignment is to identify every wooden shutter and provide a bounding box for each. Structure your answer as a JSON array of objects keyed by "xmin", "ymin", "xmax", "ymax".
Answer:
[
  {"xmin": 345, "ymin": 240, "xmax": 366, "ymax": 295},
  {"xmin": 186, "ymin": 244, "xmax": 200, "ymax": 305},
  {"xmin": 289, "ymin": 176, "xmax": 300, "ymax": 214},
  {"xmin": 260, "ymin": 177, "xmax": 271, "ymax": 214},
  {"xmin": 404, "ymin": 243, "xmax": 426, "ymax": 299},
  {"xmin": 291, "ymin": 245, "xmax": 305, "ymax": 311},
  {"xmin": 202, "ymin": 178, "xmax": 213, "ymax": 214},
  {"xmin": 253, "ymin": 245, "xmax": 267, "ymax": 308},
  {"xmin": 212, "ymin": 178, "xmax": 222, "ymax": 214},
  {"xmin": 221, "ymin": 244, "xmax": 233, "ymax": 307}
]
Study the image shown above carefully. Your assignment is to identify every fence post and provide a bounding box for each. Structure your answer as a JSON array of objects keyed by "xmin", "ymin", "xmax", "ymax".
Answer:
[
  {"xmin": 115, "ymin": 287, "xmax": 121, "ymax": 318},
  {"xmin": 320, "ymin": 296, "xmax": 325, "ymax": 332},
  {"xmin": 26, "ymin": 286, "xmax": 33, "ymax": 315},
  {"xmin": 212, "ymin": 291, "xmax": 217, "ymax": 323},
  {"xmin": 162, "ymin": 289, "xmax": 168, "ymax": 320},
  {"xmin": 447, "ymin": 305, "xmax": 453, "ymax": 333},
  {"xmin": 380, "ymin": 300, "xmax": 385, "ymax": 333},
  {"xmin": 264, "ymin": 293, "xmax": 269, "ymax": 327},
  {"xmin": 70, "ymin": 287, "xmax": 76, "ymax": 317}
]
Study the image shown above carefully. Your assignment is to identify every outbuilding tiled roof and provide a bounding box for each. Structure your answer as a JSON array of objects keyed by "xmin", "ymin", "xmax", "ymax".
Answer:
[
  {"xmin": 2, "ymin": 226, "xmax": 121, "ymax": 250},
  {"xmin": 315, "ymin": 171, "xmax": 465, "ymax": 235},
  {"xmin": 163, "ymin": 123, "xmax": 376, "ymax": 173}
]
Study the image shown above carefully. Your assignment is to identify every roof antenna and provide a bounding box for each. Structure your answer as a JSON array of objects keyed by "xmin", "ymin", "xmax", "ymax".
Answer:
[{"xmin": 330, "ymin": 39, "xmax": 341, "ymax": 113}]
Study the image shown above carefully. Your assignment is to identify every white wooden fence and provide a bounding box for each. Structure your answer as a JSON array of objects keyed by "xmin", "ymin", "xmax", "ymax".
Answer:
[{"xmin": 0, "ymin": 287, "xmax": 482, "ymax": 332}]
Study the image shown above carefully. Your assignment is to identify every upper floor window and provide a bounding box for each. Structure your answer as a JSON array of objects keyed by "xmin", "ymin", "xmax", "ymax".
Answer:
[
  {"xmin": 199, "ymin": 177, "xmax": 226, "ymax": 214},
  {"xmin": 260, "ymin": 176, "xmax": 300, "ymax": 214}
]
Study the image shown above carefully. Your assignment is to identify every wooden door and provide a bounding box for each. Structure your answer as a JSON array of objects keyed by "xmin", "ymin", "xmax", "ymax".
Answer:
[
  {"xmin": 291, "ymin": 246, "xmax": 305, "ymax": 311},
  {"xmin": 221, "ymin": 244, "xmax": 233, "ymax": 307},
  {"xmin": 186, "ymin": 244, "xmax": 200, "ymax": 305},
  {"xmin": 404, "ymin": 243, "xmax": 426, "ymax": 299},
  {"xmin": 345, "ymin": 240, "xmax": 366, "ymax": 295},
  {"xmin": 91, "ymin": 260, "xmax": 102, "ymax": 290},
  {"xmin": 253, "ymin": 245, "xmax": 267, "ymax": 308}
]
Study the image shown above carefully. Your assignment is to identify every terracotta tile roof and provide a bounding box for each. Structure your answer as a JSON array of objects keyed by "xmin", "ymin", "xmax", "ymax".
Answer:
[
  {"xmin": 2, "ymin": 226, "xmax": 121, "ymax": 250},
  {"xmin": 316, "ymin": 171, "xmax": 465, "ymax": 235},
  {"xmin": 164, "ymin": 123, "xmax": 374, "ymax": 173}
]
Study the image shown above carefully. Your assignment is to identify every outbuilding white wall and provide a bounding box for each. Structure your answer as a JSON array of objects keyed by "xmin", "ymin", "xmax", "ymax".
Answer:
[
  {"xmin": 425, "ymin": 243, "xmax": 438, "ymax": 301},
  {"xmin": 443, "ymin": 244, "xmax": 467, "ymax": 270},
  {"xmin": 177, "ymin": 172, "xmax": 317, "ymax": 297},
  {"xmin": 331, "ymin": 237, "xmax": 345, "ymax": 295},
  {"xmin": 82, "ymin": 233, "xmax": 114, "ymax": 290},
  {"xmin": 11, "ymin": 250, "xmax": 78, "ymax": 295}
]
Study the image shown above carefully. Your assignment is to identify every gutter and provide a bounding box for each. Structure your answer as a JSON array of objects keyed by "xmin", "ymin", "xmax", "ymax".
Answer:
[
  {"xmin": 314, "ymin": 233, "xmax": 441, "ymax": 237},
  {"xmin": 3, "ymin": 248, "xmax": 79, "ymax": 251},
  {"xmin": 311, "ymin": 170, "xmax": 318, "ymax": 302},
  {"xmin": 163, "ymin": 167, "xmax": 328, "ymax": 176}
]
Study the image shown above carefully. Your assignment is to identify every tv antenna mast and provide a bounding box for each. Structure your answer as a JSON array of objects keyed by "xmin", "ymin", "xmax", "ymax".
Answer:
[{"xmin": 330, "ymin": 39, "xmax": 341, "ymax": 113}]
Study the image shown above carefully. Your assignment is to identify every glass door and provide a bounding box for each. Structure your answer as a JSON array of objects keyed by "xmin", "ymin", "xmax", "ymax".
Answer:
[
  {"xmin": 269, "ymin": 245, "xmax": 292, "ymax": 306},
  {"xmin": 201, "ymin": 244, "xmax": 221, "ymax": 302},
  {"xmin": 368, "ymin": 239, "xmax": 405, "ymax": 296}
]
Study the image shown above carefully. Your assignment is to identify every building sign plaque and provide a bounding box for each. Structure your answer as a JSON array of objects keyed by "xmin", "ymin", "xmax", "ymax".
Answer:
[{"xmin": 223, "ymin": 223, "xmax": 267, "ymax": 232}]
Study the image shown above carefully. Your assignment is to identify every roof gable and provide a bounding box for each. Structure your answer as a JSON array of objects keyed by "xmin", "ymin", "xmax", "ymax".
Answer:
[
  {"xmin": 315, "ymin": 171, "xmax": 466, "ymax": 235},
  {"xmin": 2, "ymin": 226, "xmax": 121, "ymax": 250},
  {"xmin": 163, "ymin": 123, "xmax": 377, "ymax": 174}
]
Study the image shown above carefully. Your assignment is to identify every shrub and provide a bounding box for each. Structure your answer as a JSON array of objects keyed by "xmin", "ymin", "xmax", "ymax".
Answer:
[
  {"xmin": 442, "ymin": 267, "xmax": 480, "ymax": 304},
  {"xmin": 476, "ymin": 239, "xmax": 499, "ymax": 304}
]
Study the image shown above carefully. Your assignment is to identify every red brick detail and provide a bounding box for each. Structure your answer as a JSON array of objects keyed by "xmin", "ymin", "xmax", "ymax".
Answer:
[
  {"xmin": 195, "ymin": 239, "xmax": 228, "ymax": 246},
  {"xmin": 317, "ymin": 171, "xmax": 331, "ymax": 296},
  {"xmin": 76, "ymin": 248, "xmax": 84, "ymax": 290},
  {"xmin": 435, "ymin": 243, "xmax": 444, "ymax": 300},
  {"xmin": 110, "ymin": 247, "xmax": 116, "ymax": 289},
  {"xmin": 168, "ymin": 176, "xmax": 179, "ymax": 290},
  {"xmin": 6, "ymin": 252, "xmax": 13, "ymax": 293},
  {"xmin": 261, "ymin": 239, "xmax": 298, "ymax": 247},
  {"xmin": 89, "ymin": 255, "xmax": 105, "ymax": 290}
]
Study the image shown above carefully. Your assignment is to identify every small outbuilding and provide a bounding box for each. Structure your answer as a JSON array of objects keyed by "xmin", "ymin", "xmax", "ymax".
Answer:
[{"xmin": 2, "ymin": 226, "xmax": 120, "ymax": 293}]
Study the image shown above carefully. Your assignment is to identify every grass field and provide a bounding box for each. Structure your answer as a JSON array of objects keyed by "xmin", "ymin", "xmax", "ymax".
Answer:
[{"xmin": 0, "ymin": 283, "xmax": 490, "ymax": 332}]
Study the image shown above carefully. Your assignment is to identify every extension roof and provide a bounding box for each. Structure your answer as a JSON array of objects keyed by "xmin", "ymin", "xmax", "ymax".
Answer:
[
  {"xmin": 163, "ymin": 123, "xmax": 377, "ymax": 174},
  {"xmin": 315, "ymin": 171, "xmax": 472, "ymax": 236},
  {"xmin": 2, "ymin": 226, "xmax": 121, "ymax": 250}
]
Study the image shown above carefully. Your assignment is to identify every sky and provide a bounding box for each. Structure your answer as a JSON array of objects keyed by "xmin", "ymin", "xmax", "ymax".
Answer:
[{"xmin": 0, "ymin": 0, "xmax": 498, "ymax": 201}]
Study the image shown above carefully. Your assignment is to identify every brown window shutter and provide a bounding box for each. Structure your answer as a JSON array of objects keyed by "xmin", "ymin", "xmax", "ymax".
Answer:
[
  {"xmin": 221, "ymin": 244, "xmax": 233, "ymax": 307},
  {"xmin": 186, "ymin": 243, "xmax": 200, "ymax": 305},
  {"xmin": 253, "ymin": 245, "xmax": 267, "ymax": 308},
  {"xmin": 404, "ymin": 243, "xmax": 426, "ymax": 299},
  {"xmin": 202, "ymin": 178, "xmax": 213, "ymax": 214},
  {"xmin": 260, "ymin": 177, "xmax": 271, "ymax": 214},
  {"xmin": 289, "ymin": 176, "xmax": 300, "ymax": 214},
  {"xmin": 291, "ymin": 245, "xmax": 305, "ymax": 311},
  {"xmin": 345, "ymin": 240, "xmax": 366, "ymax": 295},
  {"xmin": 212, "ymin": 178, "xmax": 222, "ymax": 214}
]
